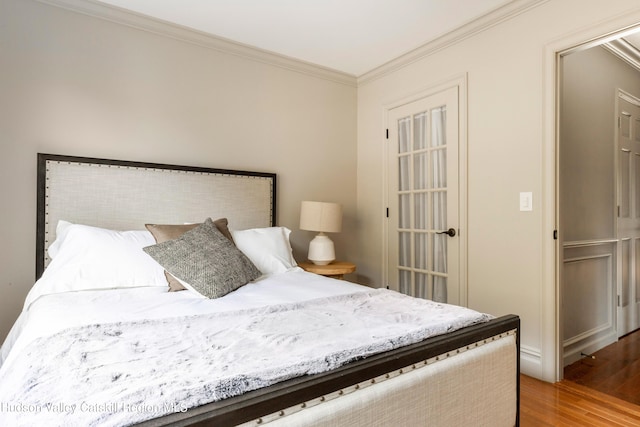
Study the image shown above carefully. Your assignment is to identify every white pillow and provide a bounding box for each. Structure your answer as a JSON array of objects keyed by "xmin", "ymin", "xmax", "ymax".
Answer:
[
  {"xmin": 46, "ymin": 220, "xmax": 74, "ymax": 259},
  {"xmin": 30, "ymin": 221, "xmax": 167, "ymax": 304},
  {"xmin": 230, "ymin": 227, "xmax": 297, "ymax": 276}
]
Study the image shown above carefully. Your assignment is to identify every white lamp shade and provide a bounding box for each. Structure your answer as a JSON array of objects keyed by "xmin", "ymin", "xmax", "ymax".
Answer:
[{"xmin": 299, "ymin": 201, "xmax": 342, "ymax": 233}]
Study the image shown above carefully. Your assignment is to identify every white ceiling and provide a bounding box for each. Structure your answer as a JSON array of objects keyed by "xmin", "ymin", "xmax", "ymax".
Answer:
[{"xmin": 94, "ymin": 0, "xmax": 514, "ymax": 76}]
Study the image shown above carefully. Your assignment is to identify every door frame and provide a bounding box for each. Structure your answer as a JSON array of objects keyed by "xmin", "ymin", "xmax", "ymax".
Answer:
[
  {"xmin": 382, "ymin": 74, "xmax": 468, "ymax": 307},
  {"xmin": 545, "ymin": 23, "xmax": 640, "ymax": 382}
]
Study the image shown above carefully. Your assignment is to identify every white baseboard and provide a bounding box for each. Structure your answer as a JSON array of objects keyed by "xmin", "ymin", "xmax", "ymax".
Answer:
[
  {"xmin": 519, "ymin": 344, "xmax": 542, "ymax": 378},
  {"xmin": 563, "ymin": 330, "xmax": 617, "ymax": 367}
]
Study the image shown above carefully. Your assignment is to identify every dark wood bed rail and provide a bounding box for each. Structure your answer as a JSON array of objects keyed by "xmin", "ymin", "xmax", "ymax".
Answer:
[{"xmin": 140, "ymin": 314, "xmax": 520, "ymax": 427}]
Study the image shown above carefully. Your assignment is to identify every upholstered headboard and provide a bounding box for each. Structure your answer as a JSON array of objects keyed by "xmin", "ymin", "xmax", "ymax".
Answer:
[{"xmin": 36, "ymin": 153, "xmax": 276, "ymax": 278}]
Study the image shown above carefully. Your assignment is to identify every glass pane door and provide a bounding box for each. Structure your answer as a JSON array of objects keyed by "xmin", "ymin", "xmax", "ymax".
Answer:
[{"xmin": 387, "ymin": 87, "xmax": 459, "ymax": 304}]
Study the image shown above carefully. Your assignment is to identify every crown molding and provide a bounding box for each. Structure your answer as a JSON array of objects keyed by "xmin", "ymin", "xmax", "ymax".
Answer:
[
  {"xmin": 35, "ymin": 0, "xmax": 550, "ymax": 88},
  {"xmin": 35, "ymin": 0, "xmax": 358, "ymax": 87},
  {"xmin": 602, "ymin": 38, "xmax": 640, "ymax": 73},
  {"xmin": 357, "ymin": 0, "xmax": 550, "ymax": 85}
]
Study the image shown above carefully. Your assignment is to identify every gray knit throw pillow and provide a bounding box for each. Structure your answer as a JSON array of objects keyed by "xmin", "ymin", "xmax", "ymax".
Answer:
[{"xmin": 143, "ymin": 218, "xmax": 261, "ymax": 298}]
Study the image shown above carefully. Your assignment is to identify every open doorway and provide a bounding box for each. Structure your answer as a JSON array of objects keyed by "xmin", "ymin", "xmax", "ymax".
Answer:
[{"xmin": 559, "ymin": 28, "xmax": 640, "ymax": 388}]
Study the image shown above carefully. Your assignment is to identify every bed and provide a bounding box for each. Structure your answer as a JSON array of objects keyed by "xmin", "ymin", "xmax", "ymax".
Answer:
[{"xmin": 0, "ymin": 153, "xmax": 520, "ymax": 426}]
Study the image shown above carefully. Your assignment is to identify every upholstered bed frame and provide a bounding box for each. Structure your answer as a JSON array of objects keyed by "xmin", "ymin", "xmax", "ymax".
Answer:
[
  {"xmin": 35, "ymin": 153, "xmax": 520, "ymax": 426},
  {"xmin": 36, "ymin": 153, "xmax": 276, "ymax": 278}
]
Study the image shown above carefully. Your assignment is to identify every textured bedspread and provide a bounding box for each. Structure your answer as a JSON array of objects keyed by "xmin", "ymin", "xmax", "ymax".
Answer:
[{"xmin": 0, "ymin": 289, "xmax": 491, "ymax": 426}]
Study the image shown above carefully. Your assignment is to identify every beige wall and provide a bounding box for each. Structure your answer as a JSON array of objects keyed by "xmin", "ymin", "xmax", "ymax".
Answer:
[
  {"xmin": 561, "ymin": 46, "xmax": 640, "ymax": 242},
  {"xmin": 356, "ymin": 0, "xmax": 640, "ymax": 380},
  {"xmin": 0, "ymin": 0, "xmax": 357, "ymax": 341}
]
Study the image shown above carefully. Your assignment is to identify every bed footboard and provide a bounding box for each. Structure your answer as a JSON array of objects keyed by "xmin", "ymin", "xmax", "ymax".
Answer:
[{"xmin": 140, "ymin": 314, "xmax": 520, "ymax": 427}]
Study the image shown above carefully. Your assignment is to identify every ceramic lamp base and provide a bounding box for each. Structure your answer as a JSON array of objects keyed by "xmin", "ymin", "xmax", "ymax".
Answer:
[{"xmin": 308, "ymin": 233, "xmax": 335, "ymax": 265}]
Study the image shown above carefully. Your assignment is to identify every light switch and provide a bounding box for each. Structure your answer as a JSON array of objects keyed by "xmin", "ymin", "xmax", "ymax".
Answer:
[{"xmin": 519, "ymin": 192, "xmax": 533, "ymax": 211}]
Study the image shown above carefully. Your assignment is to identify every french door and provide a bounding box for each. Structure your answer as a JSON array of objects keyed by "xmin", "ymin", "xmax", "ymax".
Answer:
[{"xmin": 386, "ymin": 87, "xmax": 460, "ymax": 305}]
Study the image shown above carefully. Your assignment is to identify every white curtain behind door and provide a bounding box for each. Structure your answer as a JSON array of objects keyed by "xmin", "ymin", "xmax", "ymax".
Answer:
[
  {"xmin": 396, "ymin": 107, "xmax": 447, "ymax": 302},
  {"xmin": 432, "ymin": 106, "xmax": 447, "ymax": 302}
]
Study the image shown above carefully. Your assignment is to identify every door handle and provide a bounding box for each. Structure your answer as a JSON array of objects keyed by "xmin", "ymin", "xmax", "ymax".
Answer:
[{"xmin": 437, "ymin": 228, "xmax": 456, "ymax": 237}]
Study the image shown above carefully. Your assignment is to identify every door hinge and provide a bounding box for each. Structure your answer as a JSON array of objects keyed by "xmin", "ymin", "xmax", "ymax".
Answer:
[
  {"xmin": 386, "ymin": 207, "xmax": 389, "ymax": 218},
  {"xmin": 553, "ymin": 230, "xmax": 558, "ymax": 240},
  {"xmin": 386, "ymin": 129, "xmax": 389, "ymax": 139},
  {"xmin": 618, "ymin": 295, "xmax": 621, "ymax": 307}
]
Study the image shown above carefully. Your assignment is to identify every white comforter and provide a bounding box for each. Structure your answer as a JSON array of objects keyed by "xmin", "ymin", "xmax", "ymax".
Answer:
[
  {"xmin": 0, "ymin": 270, "xmax": 490, "ymax": 427},
  {"xmin": 1, "ymin": 269, "xmax": 364, "ymax": 368}
]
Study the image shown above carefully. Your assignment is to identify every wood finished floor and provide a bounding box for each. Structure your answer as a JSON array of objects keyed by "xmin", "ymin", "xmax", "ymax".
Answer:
[
  {"xmin": 520, "ymin": 330, "xmax": 640, "ymax": 426},
  {"xmin": 520, "ymin": 375, "xmax": 640, "ymax": 426},
  {"xmin": 564, "ymin": 330, "xmax": 640, "ymax": 405}
]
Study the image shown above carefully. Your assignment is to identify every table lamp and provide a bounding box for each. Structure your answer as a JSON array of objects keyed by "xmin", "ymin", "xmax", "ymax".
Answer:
[{"xmin": 299, "ymin": 201, "xmax": 342, "ymax": 265}]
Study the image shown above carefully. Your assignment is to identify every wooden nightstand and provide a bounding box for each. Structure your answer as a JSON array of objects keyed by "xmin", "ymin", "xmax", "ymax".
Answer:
[{"xmin": 298, "ymin": 261, "xmax": 356, "ymax": 280}]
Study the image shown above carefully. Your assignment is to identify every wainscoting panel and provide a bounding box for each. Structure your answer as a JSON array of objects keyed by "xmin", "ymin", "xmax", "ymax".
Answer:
[{"xmin": 563, "ymin": 241, "xmax": 617, "ymax": 366}]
